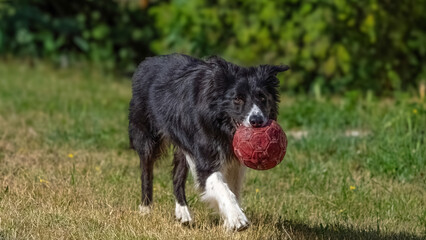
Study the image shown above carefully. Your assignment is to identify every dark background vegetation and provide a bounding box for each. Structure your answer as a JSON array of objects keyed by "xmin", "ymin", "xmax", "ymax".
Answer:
[{"xmin": 1, "ymin": 0, "xmax": 426, "ymax": 95}]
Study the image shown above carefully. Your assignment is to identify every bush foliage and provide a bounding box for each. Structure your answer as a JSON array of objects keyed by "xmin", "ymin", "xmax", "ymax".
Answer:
[
  {"xmin": 1, "ymin": 0, "xmax": 425, "ymax": 94},
  {"xmin": 0, "ymin": 0, "xmax": 154, "ymax": 72}
]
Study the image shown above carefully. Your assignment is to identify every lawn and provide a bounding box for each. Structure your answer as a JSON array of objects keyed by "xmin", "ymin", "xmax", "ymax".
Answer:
[{"xmin": 0, "ymin": 60, "xmax": 425, "ymax": 239}]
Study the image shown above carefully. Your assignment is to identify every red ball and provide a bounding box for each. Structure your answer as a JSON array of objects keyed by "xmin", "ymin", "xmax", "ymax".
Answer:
[{"xmin": 233, "ymin": 120, "xmax": 287, "ymax": 170}]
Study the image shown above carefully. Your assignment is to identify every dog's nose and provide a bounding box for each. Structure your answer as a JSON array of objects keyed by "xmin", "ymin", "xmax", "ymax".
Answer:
[{"xmin": 249, "ymin": 115, "xmax": 264, "ymax": 128}]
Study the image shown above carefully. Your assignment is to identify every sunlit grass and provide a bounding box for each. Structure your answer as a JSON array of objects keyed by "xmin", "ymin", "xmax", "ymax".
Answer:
[{"xmin": 0, "ymin": 60, "xmax": 425, "ymax": 239}]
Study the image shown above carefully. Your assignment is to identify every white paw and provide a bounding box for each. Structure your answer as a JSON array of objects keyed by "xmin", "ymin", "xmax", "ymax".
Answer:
[
  {"xmin": 175, "ymin": 203, "xmax": 192, "ymax": 223},
  {"xmin": 139, "ymin": 204, "xmax": 151, "ymax": 215},
  {"xmin": 224, "ymin": 207, "xmax": 249, "ymax": 231}
]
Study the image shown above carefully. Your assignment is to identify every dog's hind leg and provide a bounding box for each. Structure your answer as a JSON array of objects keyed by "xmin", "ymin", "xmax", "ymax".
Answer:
[
  {"xmin": 129, "ymin": 123, "xmax": 163, "ymax": 215},
  {"xmin": 172, "ymin": 148, "xmax": 192, "ymax": 223}
]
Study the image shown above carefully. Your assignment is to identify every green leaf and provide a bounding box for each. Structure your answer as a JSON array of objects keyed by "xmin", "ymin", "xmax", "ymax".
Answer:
[
  {"xmin": 92, "ymin": 25, "xmax": 110, "ymax": 40},
  {"xmin": 16, "ymin": 28, "xmax": 33, "ymax": 44},
  {"xmin": 73, "ymin": 37, "xmax": 89, "ymax": 52},
  {"xmin": 323, "ymin": 56, "xmax": 336, "ymax": 76}
]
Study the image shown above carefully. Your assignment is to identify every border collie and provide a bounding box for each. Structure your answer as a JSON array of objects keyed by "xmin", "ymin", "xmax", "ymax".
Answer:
[{"xmin": 128, "ymin": 54, "xmax": 289, "ymax": 231}]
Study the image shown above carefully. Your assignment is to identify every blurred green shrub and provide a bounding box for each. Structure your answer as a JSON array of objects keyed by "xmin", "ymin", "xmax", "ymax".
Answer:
[
  {"xmin": 149, "ymin": 0, "xmax": 426, "ymax": 95},
  {"xmin": 1, "ymin": 0, "xmax": 426, "ymax": 95},
  {"xmin": 0, "ymin": 0, "xmax": 155, "ymax": 72}
]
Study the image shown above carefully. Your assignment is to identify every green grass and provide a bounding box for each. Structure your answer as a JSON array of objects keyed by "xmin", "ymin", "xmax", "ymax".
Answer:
[{"xmin": 0, "ymin": 60, "xmax": 425, "ymax": 239}]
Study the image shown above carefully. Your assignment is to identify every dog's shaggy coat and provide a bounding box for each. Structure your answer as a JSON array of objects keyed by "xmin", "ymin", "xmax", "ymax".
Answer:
[{"xmin": 128, "ymin": 54, "xmax": 288, "ymax": 230}]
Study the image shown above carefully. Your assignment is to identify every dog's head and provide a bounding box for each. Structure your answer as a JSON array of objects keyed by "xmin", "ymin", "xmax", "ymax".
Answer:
[{"xmin": 207, "ymin": 57, "xmax": 289, "ymax": 129}]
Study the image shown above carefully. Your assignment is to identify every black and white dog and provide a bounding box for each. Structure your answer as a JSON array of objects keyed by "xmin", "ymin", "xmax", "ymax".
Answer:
[{"xmin": 128, "ymin": 54, "xmax": 289, "ymax": 231}]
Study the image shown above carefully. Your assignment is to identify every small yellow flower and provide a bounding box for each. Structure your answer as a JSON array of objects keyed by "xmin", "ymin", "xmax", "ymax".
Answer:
[
  {"xmin": 68, "ymin": 153, "xmax": 74, "ymax": 158},
  {"xmin": 255, "ymin": 188, "xmax": 260, "ymax": 193},
  {"xmin": 95, "ymin": 166, "xmax": 101, "ymax": 172},
  {"xmin": 413, "ymin": 109, "xmax": 418, "ymax": 114},
  {"xmin": 350, "ymin": 186, "xmax": 356, "ymax": 190},
  {"xmin": 339, "ymin": 209, "xmax": 344, "ymax": 213},
  {"xmin": 39, "ymin": 177, "xmax": 49, "ymax": 184}
]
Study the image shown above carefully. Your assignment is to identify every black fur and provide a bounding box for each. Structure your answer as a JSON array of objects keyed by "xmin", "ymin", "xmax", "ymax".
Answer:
[
  {"xmin": 172, "ymin": 148, "xmax": 189, "ymax": 206},
  {"xmin": 128, "ymin": 54, "xmax": 289, "ymax": 208}
]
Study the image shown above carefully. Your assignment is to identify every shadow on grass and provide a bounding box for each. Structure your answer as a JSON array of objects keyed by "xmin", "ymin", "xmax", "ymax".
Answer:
[
  {"xmin": 251, "ymin": 214, "xmax": 424, "ymax": 240},
  {"xmin": 0, "ymin": 231, "xmax": 7, "ymax": 240}
]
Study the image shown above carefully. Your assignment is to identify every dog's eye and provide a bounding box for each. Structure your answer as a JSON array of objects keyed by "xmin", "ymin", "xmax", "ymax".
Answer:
[
  {"xmin": 258, "ymin": 93, "xmax": 266, "ymax": 103},
  {"xmin": 234, "ymin": 97, "xmax": 244, "ymax": 105}
]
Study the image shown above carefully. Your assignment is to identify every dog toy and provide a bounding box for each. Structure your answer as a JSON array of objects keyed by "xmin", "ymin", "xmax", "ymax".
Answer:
[{"xmin": 233, "ymin": 120, "xmax": 287, "ymax": 170}]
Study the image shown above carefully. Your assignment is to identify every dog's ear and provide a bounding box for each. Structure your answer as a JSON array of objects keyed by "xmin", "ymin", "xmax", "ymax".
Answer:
[
  {"xmin": 207, "ymin": 56, "xmax": 240, "ymax": 74},
  {"xmin": 207, "ymin": 56, "xmax": 242, "ymax": 83},
  {"xmin": 267, "ymin": 65, "xmax": 290, "ymax": 76}
]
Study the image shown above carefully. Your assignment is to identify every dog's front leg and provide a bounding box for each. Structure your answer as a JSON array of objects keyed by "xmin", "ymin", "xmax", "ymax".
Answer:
[
  {"xmin": 202, "ymin": 172, "xmax": 249, "ymax": 231},
  {"xmin": 222, "ymin": 159, "xmax": 246, "ymax": 202}
]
